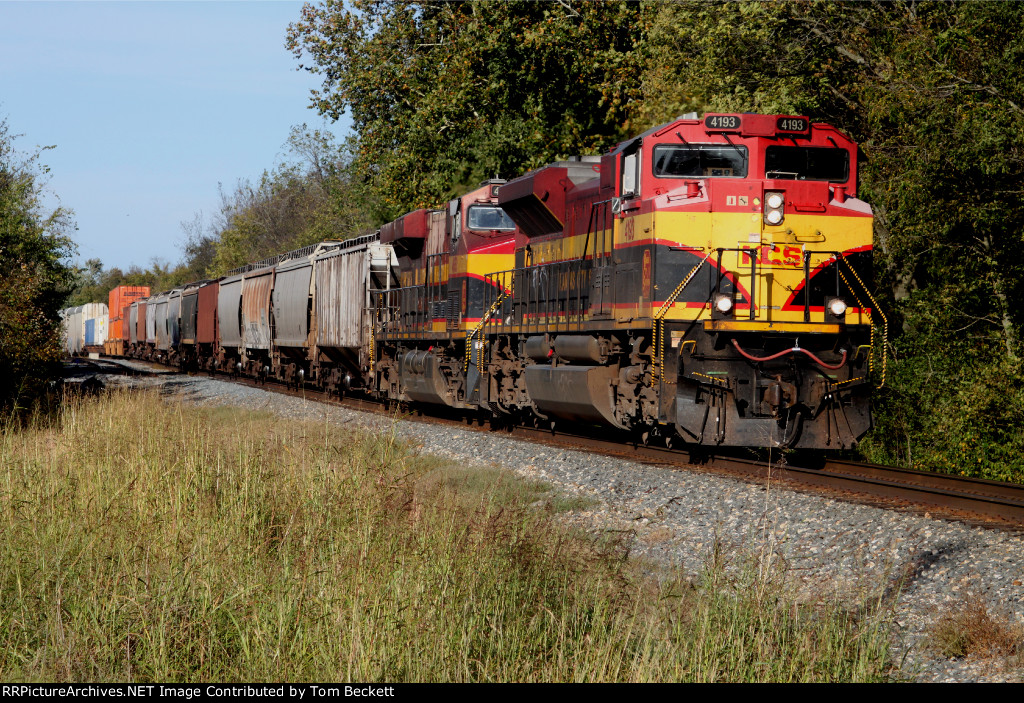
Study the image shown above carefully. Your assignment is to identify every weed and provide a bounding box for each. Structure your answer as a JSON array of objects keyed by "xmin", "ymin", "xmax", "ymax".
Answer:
[{"xmin": 928, "ymin": 595, "xmax": 1024, "ymax": 660}]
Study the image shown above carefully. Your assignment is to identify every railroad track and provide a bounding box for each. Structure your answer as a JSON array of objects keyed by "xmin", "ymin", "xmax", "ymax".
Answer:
[
  {"xmin": 84, "ymin": 356, "xmax": 1024, "ymax": 530},
  {"xmin": 479, "ymin": 424, "xmax": 1024, "ymax": 530}
]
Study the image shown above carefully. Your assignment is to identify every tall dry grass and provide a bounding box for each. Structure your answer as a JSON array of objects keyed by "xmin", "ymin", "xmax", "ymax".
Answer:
[{"xmin": 0, "ymin": 390, "xmax": 894, "ymax": 682}]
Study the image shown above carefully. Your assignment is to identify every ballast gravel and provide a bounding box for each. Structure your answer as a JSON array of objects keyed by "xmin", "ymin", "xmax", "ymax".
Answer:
[{"xmin": 97, "ymin": 363, "xmax": 1024, "ymax": 683}]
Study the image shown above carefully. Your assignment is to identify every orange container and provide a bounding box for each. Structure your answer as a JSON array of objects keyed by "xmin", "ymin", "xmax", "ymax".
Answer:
[
  {"xmin": 109, "ymin": 286, "xmax": 150, "ymax": 350},
  {"xmin": 109, "ymin": 286, "xmax": 150, "ymax": 317}
]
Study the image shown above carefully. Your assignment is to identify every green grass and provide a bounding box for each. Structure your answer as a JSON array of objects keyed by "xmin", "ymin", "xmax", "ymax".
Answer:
[{"xmin": 0, "ymin": 390, "xmax": 895, "ymax": 682}]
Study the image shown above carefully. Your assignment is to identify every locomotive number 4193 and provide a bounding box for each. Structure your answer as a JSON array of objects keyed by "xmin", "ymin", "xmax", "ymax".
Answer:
[
  {"xmin": 776, "ymin": 117, "xmax": 808, "ymax": 132},
  {"xmin": 704, "ymin": 115, "xmax": 741, "ymax": 130}
]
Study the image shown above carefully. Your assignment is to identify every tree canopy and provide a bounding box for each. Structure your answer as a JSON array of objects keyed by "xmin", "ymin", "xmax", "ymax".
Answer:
[
  {"xmin": 57, "ymin": 1, "xmax": 1024, "ymax": 479},
  {"xmin": 287, "ymin": 0, "xmax": 649, "ymax": 220}
]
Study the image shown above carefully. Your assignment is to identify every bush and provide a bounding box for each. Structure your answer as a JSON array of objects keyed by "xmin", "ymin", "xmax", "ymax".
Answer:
[{"xmin": 0, "ymin": 116, "xmax": 75, "ymax": 413}]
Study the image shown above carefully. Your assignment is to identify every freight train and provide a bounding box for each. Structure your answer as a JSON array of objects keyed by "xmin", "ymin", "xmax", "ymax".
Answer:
[{"xmin": 81, "ymin": 113, "xmax": 882, "ymax": 449}]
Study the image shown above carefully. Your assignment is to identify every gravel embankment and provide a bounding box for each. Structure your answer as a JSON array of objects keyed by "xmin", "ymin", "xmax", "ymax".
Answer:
[{"xmin": 91, "ymin": 362, "xmax": 1024, "ymax": 682}]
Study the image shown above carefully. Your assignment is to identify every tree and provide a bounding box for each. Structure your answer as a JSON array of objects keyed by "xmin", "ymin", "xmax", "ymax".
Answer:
[
  {"xmin": 285, "ymin": 0, "xmax": 1024, "ymax": 479},
  {"xmin": 639, "ymin": 1, "xmax": 1024, "ymax": 479},
  {"xmin": 287, "ymin": 0, "xmax": 651, "ymax": 217},
  {"xmin": 0, "ymin": 116, "xmax": 75, "ymax": 412},
  {"xmin": 205, "ymin": 125, "xmax": 374, "ymax": 276}
]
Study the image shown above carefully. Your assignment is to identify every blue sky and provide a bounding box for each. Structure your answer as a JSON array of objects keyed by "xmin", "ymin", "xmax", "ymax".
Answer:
[{"xmin": 0, "ymin": 0, "xmax": 350, "ymax": 271}]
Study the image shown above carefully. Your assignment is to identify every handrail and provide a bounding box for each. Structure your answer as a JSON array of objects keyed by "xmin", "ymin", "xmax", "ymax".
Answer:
[
  {"xmin": 465, "ymin": 273, "xmax": 514, "ymax": 372},
  {"xmin": 652, "ymin": 250, "xmax": 714, "ymax": 387},
  {"xmin": 837, "ymin": 252, "xmax": 888, "ymax": 388}
]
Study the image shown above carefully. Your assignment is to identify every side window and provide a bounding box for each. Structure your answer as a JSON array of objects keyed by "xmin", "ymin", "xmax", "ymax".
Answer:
[
  {"xmin": 449, "ymin": 206, "xmax": 462, "ymax": 256},
  {"xmin": 449, "ymin": 199, "xmax": 462, "ymax": 242},
  {"xmin": 466, "ymin": 205, "xmax": 516, "ymax": 231},
  {"xmin": 621, "ymin": 143, "xmax": 641, "ymax": 198}
]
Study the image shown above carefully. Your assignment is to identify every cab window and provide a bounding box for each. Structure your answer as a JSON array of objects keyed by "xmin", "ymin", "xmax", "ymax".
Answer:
[
  {"xmin": 653, "ymin": 144, "xmax": 748, "ymax": 178},
  {"xmin": 764, "ymin": 146, "xmax": 849, "ymax": 181},
  {"xmin": 466, "ymin": 205, "xmax": 516, "ymax": 231}
]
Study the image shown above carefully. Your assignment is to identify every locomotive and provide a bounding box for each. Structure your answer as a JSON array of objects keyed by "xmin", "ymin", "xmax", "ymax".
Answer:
[{"xmin": 110, "ymin": 112, "xmax": 878, "ymax": 450}]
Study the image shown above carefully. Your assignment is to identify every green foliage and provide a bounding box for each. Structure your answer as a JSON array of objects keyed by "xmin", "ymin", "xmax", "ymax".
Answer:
[
  {"xmin": 0, "ymin": 117, "xmax": 75, "ymax": 412},
  {"xmin": 287, "ymin": 0, "xmax": 650, "ymax": 218},
  {"xmin": 65, "ymin": 258, "xmax": 188, "ymax": 307},
  {"xmin": 66, "ymin": 1, "xmax": 1024, "ymax": 479},
  {"xmin": 206, "ymin": 125, "xmax": 375, "ymax": 276},
  {"xmin": 861, "ymin": 314, "xmax": 1024, "ymax": 482}
]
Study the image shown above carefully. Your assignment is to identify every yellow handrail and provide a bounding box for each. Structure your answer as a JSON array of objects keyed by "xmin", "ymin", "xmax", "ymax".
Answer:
[
  {"xmin": 837, "ymin": 253, "xmax": 888, "ymax": 389},
  {"xmin": 464, "ymin": 276, "xmax": 514, "ymax": 373},
  {"xmin": 651, "ymin": 251, "xmax": 713, "ymax": 386}
]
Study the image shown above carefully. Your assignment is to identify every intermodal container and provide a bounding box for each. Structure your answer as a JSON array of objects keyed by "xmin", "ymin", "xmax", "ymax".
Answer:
[
  {"xmin": 82, "ymin": 303, "xmax": 108, "ymax": 347},
  {"xmin": 109, "ymin": 286, "xmax": 150, "ymax": 315},
  {"xmin": 108, "ymin": 286, "xmax": 149, "ymax": 351}
]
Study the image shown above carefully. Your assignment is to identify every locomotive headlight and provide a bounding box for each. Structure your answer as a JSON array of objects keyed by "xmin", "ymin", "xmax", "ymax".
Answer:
[
  {"xmin": 764, "ymin": 191, "xmax": 785, "ymax": 226},
  {"xmin": 713, "ymin": 294, "xmax": 734, "ymax": 316},
  {"xmin": 826, "ymin": 297, "xmax": 848, "ymax": 320}
]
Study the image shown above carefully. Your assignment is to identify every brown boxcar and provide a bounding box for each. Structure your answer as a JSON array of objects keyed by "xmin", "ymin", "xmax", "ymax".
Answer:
[
  {"xmin": 121, "ymin": 305, "xmax": 131, "ymax": 341},
  {"xmin": 179, "ymin": 280, "xmax": 220, "ymax": 370},
  {"xmin": 135, "ymin": 301, "xmax": 147, "ymax": 351},
  {"xmin": 197, "ymin": 281, "xmax": 219, "ymax": 344}
]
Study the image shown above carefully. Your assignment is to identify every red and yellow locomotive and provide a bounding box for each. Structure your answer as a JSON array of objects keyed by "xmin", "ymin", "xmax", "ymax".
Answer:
[{"xmin": 371, "ymin": 113, "xmax": 878, "ymax": 449}]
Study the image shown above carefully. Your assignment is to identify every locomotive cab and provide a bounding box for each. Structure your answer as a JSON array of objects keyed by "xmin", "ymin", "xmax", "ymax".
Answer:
[{"xmin": 373, "ymin": 180, "xmax": 519, "ymax": 409}]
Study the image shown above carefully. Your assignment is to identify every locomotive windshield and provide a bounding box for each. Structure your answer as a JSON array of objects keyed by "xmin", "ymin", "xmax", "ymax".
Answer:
[
  {"xmin": 467, "ymin": 205, "xmax": 516, "ymax": 231},
  {"xmin": 652, "ymin": 144, "xmax": 748, "ymax": 178},
  {"xmin": 764, "ymin": 146, "xmax": 849, "ymax": 181}
]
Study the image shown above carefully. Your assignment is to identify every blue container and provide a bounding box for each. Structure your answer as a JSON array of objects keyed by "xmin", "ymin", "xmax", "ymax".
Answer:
[{"xmin": 85, "ymin": 318, "xmax": 96, "ymax": 346}]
